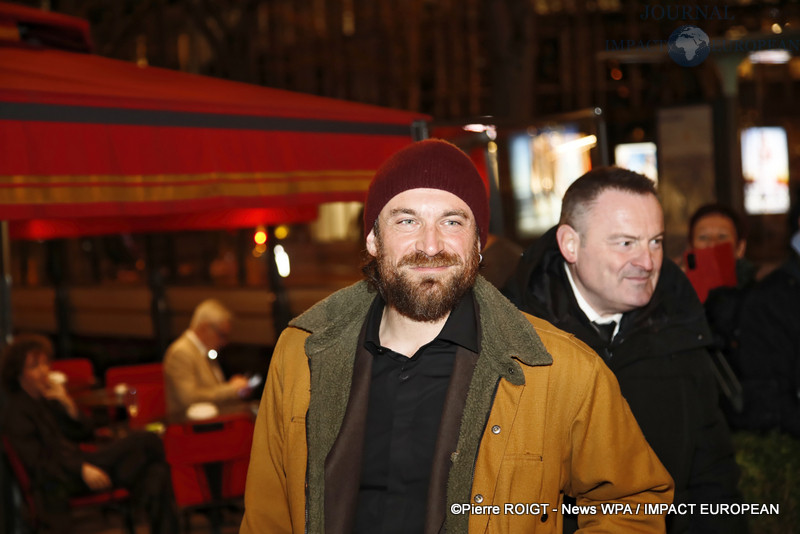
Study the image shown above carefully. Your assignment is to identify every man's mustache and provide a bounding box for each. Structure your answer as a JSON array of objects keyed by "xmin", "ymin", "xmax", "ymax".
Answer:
[{"xmin": 397, "ymin": 250, "xmax": 462, "ymax": 268}]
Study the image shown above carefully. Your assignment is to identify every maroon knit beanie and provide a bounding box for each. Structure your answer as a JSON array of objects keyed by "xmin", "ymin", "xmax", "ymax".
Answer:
[{"xmin": 364, "ymin": 139, "xmax": 489, "ymax": 246}]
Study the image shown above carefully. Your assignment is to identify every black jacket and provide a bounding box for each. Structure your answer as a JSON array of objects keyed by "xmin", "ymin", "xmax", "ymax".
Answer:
[
  {"xmin": 737, "ymin": 252, "xmax": 800, "ymax": 437},
  {"xmin": 2, "ymin": 389, "xmax": 178, "ymax": 534},
  {"xmin": 504, "ymin": 227, "xmax": 743, "ymax": 534},
  {"xmin": 1, "ymin": 389, "xmax": 93, "ymax": 488}
]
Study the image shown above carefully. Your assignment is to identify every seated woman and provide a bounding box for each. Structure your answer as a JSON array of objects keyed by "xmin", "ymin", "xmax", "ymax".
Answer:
[{"xmin": 0, "ymin": 334, "xmax": 178, "ymax": 534}]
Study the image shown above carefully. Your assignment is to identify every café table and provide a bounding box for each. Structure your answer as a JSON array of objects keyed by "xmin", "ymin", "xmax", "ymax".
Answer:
[
  {"xmin": 161, "ymin": 400, "xmax": 257, "ymax": 425},
  {"xmin": 161, "ymin": 400, "xmax": 257, "ymax": 534},
  {"xmin": 73, "ymin": 385, "xmax": 123, "ymax": 420}
]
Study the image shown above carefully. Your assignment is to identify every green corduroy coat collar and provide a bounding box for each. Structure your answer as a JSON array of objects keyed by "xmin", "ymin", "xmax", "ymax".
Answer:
[{"xmin": 290, "ymin": 276, "xmax": 553, "ymax": 533}]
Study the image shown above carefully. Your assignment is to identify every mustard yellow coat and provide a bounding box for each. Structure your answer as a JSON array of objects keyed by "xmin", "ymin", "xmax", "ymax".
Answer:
[{"xmin": 241, "ymin": 278, "xmax": 673, "ymax": 533}]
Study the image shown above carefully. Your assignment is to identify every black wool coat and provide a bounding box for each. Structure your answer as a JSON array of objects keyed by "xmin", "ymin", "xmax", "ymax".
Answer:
[
  {"xmin": 1, "ymin": 389, "xmax": 92, "ymax": 488},
  {"xmin": 737, "ymin": 251, "xmax": 800, "ymax": 438}
]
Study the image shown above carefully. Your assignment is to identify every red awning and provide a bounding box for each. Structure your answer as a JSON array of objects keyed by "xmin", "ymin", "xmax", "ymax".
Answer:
[{"xmin": 0, "ymin": 41, "xmax": 427, "ymax": 239}]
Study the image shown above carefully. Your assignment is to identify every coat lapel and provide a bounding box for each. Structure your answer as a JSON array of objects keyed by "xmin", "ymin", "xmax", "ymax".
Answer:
[
  {"xmin": 324, "ymin": 339, "xmax": 372, "ymax": 534},
  {"xmin": 292, "ymin": 282, "xmax": 374, "ymax": 534},
  {"xmin": 425, "ymin": 347, "xmax": 479, "ymax": 534}
]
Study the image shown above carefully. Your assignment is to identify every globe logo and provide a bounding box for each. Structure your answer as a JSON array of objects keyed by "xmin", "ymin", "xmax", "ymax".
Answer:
[{"xmin": 668, "ymin": 25, "xmax": 710, "ymax": 66}]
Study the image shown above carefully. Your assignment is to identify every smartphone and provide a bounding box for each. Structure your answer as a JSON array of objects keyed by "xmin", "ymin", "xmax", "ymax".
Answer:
[
  {"xmin": 247, "ymin": 374, "xmax": 263, "ymax": 388},
  {"xmin": 683, "ymin": 242, "xmax": 737, "ymax": 303}
]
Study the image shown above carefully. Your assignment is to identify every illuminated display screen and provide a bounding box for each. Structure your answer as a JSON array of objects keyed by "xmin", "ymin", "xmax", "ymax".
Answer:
[
  {"xmin": 509, "ymin": 126, "xmax": 596, "ymax": 238},
  {"xmin": 614, "ymin": 142, "xmax": 658, "ymax": 184},
  {"xmin": 741, "ymin": 127, "xmax": 790, "ymax": 215}
]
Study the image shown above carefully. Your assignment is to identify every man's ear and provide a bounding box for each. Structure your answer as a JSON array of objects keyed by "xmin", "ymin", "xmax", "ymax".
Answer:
[
  {"xmin": 366, "ymin": 228, "xmax": 378, "ymax": 257},
  {"xmin": 556, "ymin": 224, "xmax": 580, "ymax": 263}
]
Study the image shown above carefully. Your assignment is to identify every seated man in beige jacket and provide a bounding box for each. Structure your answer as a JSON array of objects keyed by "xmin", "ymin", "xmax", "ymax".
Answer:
[{"xmin": 163, "ymin": 299, "xmax": 250, "ymax": 414}]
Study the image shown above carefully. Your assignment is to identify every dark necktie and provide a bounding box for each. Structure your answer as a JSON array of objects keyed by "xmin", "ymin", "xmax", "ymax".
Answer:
[{"xmin": 593, "ymin": 321, "xmax": 616, "ymax": 343}]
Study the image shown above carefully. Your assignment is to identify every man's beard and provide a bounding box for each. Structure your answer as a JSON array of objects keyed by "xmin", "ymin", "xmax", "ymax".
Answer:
[{"xmin": 371, "ymin": 238, "xmax": 480, "ymax": 323}]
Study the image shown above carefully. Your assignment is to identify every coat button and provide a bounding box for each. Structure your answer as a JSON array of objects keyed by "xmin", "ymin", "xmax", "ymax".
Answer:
[
  {"xmin": 474, "ymin": 494, "xmax": 484, "ymax": 504},
  {"xmin": 491, "ymin": 425, "xmax": 501, "ymax": 434}
]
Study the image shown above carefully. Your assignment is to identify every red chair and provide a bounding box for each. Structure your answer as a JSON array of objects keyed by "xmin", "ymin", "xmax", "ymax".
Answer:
[
  {"xmin": 50, "ymin": 357, "xmax": 96, "ymax": 390},
  {"xmin": 105, "ymin": 362, "xmax": 164, "ymax": 388},
  {"xmin": 105, "ymin": 363, "xmax": 166, "ymax": 429},
  {"xmin": 2, "ymin": 435, "xmax": 135, "ymax": 533},
  {"xmin": 163, "ymin": 414, "xmax": 254, "ymax": 530}
]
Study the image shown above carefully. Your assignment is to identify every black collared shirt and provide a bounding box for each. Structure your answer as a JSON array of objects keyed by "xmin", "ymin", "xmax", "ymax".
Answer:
[{"xmin": 353, "ymin": 292, "xmax": 479, "ymax": 534}]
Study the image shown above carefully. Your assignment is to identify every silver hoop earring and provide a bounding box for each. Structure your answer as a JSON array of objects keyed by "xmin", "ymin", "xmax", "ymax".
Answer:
[{"xmin": 479, "ymin": 253, "xmax": 483, "ymax": 263}]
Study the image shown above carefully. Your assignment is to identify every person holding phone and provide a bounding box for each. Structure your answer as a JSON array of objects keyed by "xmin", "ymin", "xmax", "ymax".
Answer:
[
  {"xmin": 685, "ymin": 204, "xmax": 757, "ymax": 425},
  {"xmin": 163, "ymin": 299, "xmax": 251, "ymax": 415},
  {"xmin": 687, "ymin": 203, "xmax": 756, "ymax": 292},
  {"xmin": 685, "ymin": 203, "xmax": 756, "ymax": 353}
]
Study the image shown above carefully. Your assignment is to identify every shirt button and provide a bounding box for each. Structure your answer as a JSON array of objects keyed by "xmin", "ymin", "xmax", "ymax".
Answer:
[
  {"xmin": 474, "ymin": 494, "xmax": 484, "ymax": 504},
  {"xmin": 491, "ymin": 425, "xmax": 501, "ymax": 435}
]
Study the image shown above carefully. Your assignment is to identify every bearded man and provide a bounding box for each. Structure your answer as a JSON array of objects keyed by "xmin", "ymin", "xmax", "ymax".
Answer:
[{"xmin": 241, "ymin": 139, "xmax": 673, "ymax": 534}]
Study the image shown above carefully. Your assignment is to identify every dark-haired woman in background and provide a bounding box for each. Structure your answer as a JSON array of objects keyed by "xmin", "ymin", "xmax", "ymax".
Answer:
[{"xmin": 0, "ymin": 334, "xmax": 178, "ymax": 533}]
